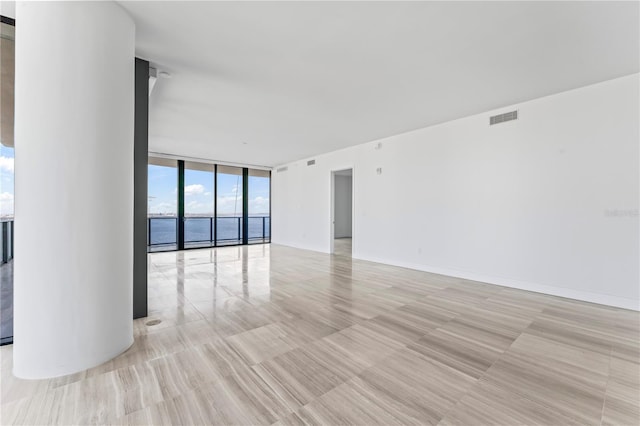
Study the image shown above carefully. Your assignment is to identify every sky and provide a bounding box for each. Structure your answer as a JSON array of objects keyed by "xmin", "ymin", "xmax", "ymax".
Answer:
[
  {"xmin": 148, "ymin": 165, "xmax": 270, "ymax": 216},
  {"xmin": 0, "ymin": 159, "xmax": 269, "ymax": 218},
  {"xmin": 0, "ymin": 145, "xmax": 14, "ymax": 218}
]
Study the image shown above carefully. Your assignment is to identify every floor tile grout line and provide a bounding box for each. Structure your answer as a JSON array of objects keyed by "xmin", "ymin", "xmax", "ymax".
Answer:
[
  {"xmin": 599, "ymin": 346, "xmax": 613, "ymax": 426},
  {"xmin": 106, "ymin": 338, "xmax": 290, "ymax": 425},
  {"xmin": 263, "ymin": 340, "xmax": 416, "ymax": 426},
  {"xmin": 427, "ymin": 288, "xmax": 575, "ymax": 424},
  {"xmin": 474, "ymin": 312, "xmax": 613, "ymax": 425},
  {"xmin": 3, "ymin": 326, "xmax": 244, "ymax": 422},
  {"xmin": 415, "ymin": 300, "xmax": 530, "ymax": 424}
]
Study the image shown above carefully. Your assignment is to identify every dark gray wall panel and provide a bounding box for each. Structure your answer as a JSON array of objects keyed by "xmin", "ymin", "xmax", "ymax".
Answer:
[{"xmin": 133, "ymin": 58, "xmax": 149, "ymax": 319}]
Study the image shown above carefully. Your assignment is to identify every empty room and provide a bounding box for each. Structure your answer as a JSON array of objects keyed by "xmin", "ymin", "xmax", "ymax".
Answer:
[{"xmin": 0, "ymin": 1, "xmax": 638, "ymax": 425}]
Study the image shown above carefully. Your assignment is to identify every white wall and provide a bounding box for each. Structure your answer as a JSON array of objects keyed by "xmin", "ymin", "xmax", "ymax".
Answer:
[
  {"xmin": 14, "ymin": 1, "xmax": 135, "ymax": 378},
  {"xmin": 334, "ymin": 174, "xmax": 353, "ymax": 238},
  {"xmin": 272, "ymin": 74, "xmax": 639, "ymax": 310},
  {"xmin": 0, "ymin": 1, "xmax": 15, "ymax": 19}
]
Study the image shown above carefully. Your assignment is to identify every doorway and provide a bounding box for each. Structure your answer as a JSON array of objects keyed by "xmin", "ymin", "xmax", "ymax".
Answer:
[{"xmin": 331, "ymin": 168, "xmax": 353, "ymax": 256}]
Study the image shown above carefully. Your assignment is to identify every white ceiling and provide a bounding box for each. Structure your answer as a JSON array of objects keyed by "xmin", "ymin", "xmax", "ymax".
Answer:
[{"xmin": 119, "ymin": 1, "xmax": 638, "ymax": 168}]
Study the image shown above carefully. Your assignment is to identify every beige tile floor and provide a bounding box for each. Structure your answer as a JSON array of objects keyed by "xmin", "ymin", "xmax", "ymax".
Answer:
[
  {"xmin": 333, "ymin": 238, "xmax": 351, "ymax": 257},
  {"xmin": 1, "ymin": 244, "xmax": 639, "ymax": 425}
]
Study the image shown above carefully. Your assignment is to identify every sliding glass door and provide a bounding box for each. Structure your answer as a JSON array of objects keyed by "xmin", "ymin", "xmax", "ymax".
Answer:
[
  {"xmin": 184, "ymin": 162, "xmax": 215, "ymax": 248},
  {"xmin": 248, "ymin": 169, "xmax": 270, "ymax": 244},
  {"xmin": 216, "ymin": 165, "xmax": 243, "ymax": 246}
]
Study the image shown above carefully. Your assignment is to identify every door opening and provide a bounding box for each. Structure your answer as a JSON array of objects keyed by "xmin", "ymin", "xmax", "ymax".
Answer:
[{"xmin": 331, "ymin": 168, "xmax": 353, "ymax": 256}]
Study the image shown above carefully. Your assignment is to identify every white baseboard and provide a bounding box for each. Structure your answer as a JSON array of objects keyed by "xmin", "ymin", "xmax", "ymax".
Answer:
[
  {"xmin": 270, "ymin": 240, "xmax": 330, "ymax": 254},
  {"xmin": 355, "ymin": 253, "xmax": 639, "ymax": 311},
  {"xmin": 270, "ymin": 241, "xmax": 639, "ymax": 311}
]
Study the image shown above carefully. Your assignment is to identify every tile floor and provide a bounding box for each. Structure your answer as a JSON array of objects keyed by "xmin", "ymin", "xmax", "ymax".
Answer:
[{"xmin": 1, "ymin": 244, "xmax": 638, "ymax": 425}]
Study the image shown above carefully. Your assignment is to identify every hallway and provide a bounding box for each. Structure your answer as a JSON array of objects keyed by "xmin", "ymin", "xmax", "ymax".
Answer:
[{"xmin": 333, "ymin": 238, "xmax": 352, "ymax": 257}]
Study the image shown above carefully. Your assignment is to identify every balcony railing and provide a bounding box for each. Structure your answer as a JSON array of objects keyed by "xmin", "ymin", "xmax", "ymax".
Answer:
[
  {"xmin": 148, "ymin": 217, "xmax": 178, "ymax": 248},
  {"xmin": 1, "ymin": 216, "xmax": 270, "ymax": 256},
  {"xmin": 1, "ymin": 219, "xmax": 13, "ymax": 264},
  {"xmin": 147, "ymin": 215, "xmax": 270, "ymax": 250}
]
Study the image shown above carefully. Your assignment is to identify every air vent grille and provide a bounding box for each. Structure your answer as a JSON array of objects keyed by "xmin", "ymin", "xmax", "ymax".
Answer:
[
  {"xmin": 276, "ymin": 166, "xmax": 288, "ymax": 173},
  {"xmin": 490, "ymin": 110, "xmax": 518, "ymax": 125},
  {"xmin": 307, "ymin": 160, "xmax": 316, "ymax": 166}
]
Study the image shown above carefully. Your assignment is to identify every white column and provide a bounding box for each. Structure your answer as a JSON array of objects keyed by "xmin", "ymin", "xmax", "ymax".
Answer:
[{"xmin": 13, "ymin": 1, "xmax": 135, "ymax": 379}]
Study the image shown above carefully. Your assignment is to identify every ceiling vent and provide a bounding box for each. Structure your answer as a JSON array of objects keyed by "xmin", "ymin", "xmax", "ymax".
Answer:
[
  {"xmin": 490, "ymin": 110, "xmax": 518, "ymax": 126},
  {"xmin": 307, "ymin": 159, "xmax": 316, "ymax": 166},
  {"xmin": 276, "ymin": 166, "xmax": 288, "ymax": 173}
]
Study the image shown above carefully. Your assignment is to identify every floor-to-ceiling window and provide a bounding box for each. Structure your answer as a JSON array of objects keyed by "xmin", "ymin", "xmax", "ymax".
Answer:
[
  {"xmin": 248, "ymin": 169, "xmax": 271, "ymax": 244},
  {"xmin": 184, "ymin": 161, "xmax": 215, "ymax": 248},
  {"xmin": 0, "ymin": 144, "xmax": 14, "ymax": 346},
  {"xmin": 147, "ymin": 157, "xmax": 178, "ymax": 252},
  {"xmin": 1, "ymin": 15, "xmax": 15, "ymax": 345},
  {"xmin": 146, "ymin": 157, "xmax": 270, "ymax": 252},
  {"xmin": 216, "ymin": 165, "xmax": 244, "ymax": 246}
]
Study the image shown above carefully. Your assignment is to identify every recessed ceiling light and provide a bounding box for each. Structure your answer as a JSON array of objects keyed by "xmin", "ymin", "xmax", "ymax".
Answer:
[{"xmin": 158, "ymin": 71, "xmax": 172, "ymax": 79}]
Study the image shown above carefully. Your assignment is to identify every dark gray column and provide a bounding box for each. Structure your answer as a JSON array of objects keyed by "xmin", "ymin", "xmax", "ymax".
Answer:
[
  {"xmin": 177, "ymin": 160, "xmax": 185, "ymax": 250},
  {"xmin": 242, "ymin": 168, "xmax": 249, "ymax": 245},
  {"xmin": 133, "ymin": 58, "xmax": 149, "ymax": 319},
  {"xmin": 269, "ymin": 170, "xmax": 272, "ymax": 243},
  {"xmin": 214, "ymin": 164, "xmax": 218, "ymax": 246}
]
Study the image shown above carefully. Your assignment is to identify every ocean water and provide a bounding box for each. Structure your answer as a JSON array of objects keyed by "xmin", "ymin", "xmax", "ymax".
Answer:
[{"xmin": 149, "ymin": 216, "xmax": 270, "ymax": 245}]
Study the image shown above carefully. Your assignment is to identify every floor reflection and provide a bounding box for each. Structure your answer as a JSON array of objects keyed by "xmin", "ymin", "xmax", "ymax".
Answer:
[{"xmin": 2, "ymin": 243, "xmax": 638, "ymax": 425}]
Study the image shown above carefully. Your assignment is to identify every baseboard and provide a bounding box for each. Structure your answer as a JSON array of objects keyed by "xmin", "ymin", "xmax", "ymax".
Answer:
[
  {"xmin": 271, "ymin": 240, "xmax": 330, "ymax": 254},
  {"xmin": 270, "ymin": 241, "xmax": 639, "ymax": 311},
  {"xmin": 354, "ymin": 253, "xmax": 639, "ymax": 311}
]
